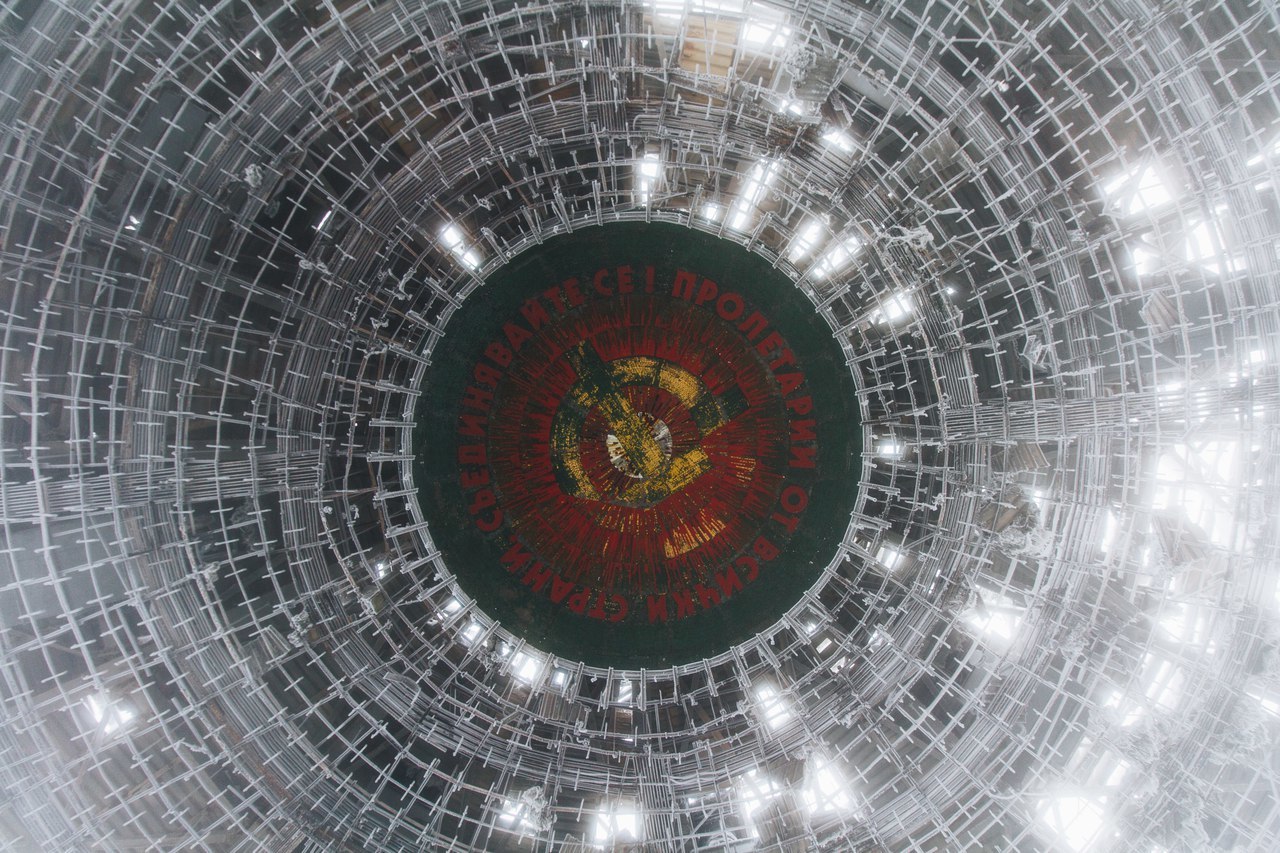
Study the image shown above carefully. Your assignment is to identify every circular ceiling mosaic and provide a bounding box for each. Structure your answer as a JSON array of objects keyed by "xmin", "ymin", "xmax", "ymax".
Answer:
[{"xmin": 416, "ymin": 223, "xmax": 861, "ymax": 666}]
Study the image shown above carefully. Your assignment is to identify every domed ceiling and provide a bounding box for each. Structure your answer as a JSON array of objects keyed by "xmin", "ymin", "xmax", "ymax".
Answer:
[
  {"xmin": 416, "ymin": 223, "xmax": 861, "ymax": 666},
  {"xmin": 1, "ymin": 1, "xmax": 1278, "ymax": 851}
]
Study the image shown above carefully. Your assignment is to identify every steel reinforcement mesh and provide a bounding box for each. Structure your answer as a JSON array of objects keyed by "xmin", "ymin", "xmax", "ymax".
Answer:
[{"xmin": 1, "ymin": 0, "xmax": 1278, "ymax": 850}]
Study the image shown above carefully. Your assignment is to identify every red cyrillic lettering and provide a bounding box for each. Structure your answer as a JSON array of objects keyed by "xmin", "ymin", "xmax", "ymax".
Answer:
[
  {"xmin": 543, "ymin": 285, "xmax": 567, "ymax": 313},
  {"xmin": 673, "ymin": 270, "xmax": 698, "ymax": 300},
  {"xmin": 475, "ymin": 508, "xmax": 503, "ymax": 532},
  {"xmin": 458, "ymin": 444, "xmax": 487, "ymax": 466},
  {"xmin": 789, "ymin": 446, "xmax": 817, "ymax": 468},
  {"xmin": 672, "ymin": 589, "xmax": 696, "ymax": 618},
  {"xmin": 520, "ymin": 297, "xmax": 551, "ymax": 330},
  {"xmin": 609, "ymin": 594, "xmax": 628, "ymax": 622},
  {"xmin": 715, "ymin": 567, "xmax": 744, "ymax": 598},
  {"xmin": 473, "ymin": 362, "xmax": 503, "ymax": 387},
  {"xmin": 462, "ymin": 385, "xmax": 493, "ymax": 411},
  {"xmin": 468, "ymin": 487, "xmax": 495, "ymax": 513},
  {"xmin": 503, "ymin": 322, "xmax": 532, "ymax": 351},
  {"xmin": 500, "ymin": 541, "xmax": 533, "ymax": 573},
  {"xmin": 521, "ymin": 563, "xmax": 552, "ymax": 592},
  {"xmin": 549, "ymin": 575, "xmax": 574, "ymax": 604},
  {"xmin": 771, "ymin": 512, "xmax": 800, "ymax": 534},
  {"xmin": 753, "ymin": 536, "xmax": 779, "ymax": 561},
  {"xmin": 716, "ymin": 291, "xmax": 744, "ymax": 321},
  {"xmin": 460, "ymin": 468, "xmax": 489, "ymax": 489},
  {"xmin": 756, "ymin": 330, "xmax": 787, "ymax": 357},
  {"xmin": 486, "ymin": 341, "xmax": 513, "ymax": 366},
  {"xmin": 593, "ymin": 268, "xmax": 612, "ymax": 295},
  {"xmin": 770, "ymin": 349, "xmax": 796, "ymax": 370},
  {"xmin": 695, "ymin": 277, "xmax": 718, "ymax": 306},
  {"xmin": 786, "ymin": 395, "xmax": 813, "ymax": 415},
  {"xmin": 695, "ymin": 583, "xmax": 722, "ymax": 609},
  {"xmin": 647, "ymin": 594, "xmax": 669, "ymax": 623},
  {"xmin": 563, "ymin": 277, "xmax": 585, "ymax": 306},
  {"xmin": 737, "ymin": 311, "xmax": 769, "ymax": 341},
  {"xmin": 776, "ymin": 372, "xmax": 803, "ymax": 396},
  {"xmin": 458, "ymin": 412, "xmax": 487, "ymax": 437},
  {"xmin": 566, "ymin": 588, "xmax": 591, "ymax": 614},
  {"xmin": 780, "ymin": 484, "xmax": 809, "ymax": 514},
  {"xmin": 616, "ymin": 265, "xmax": 633, "ymax": 294},
  {"xmin": 735, "ymin": 555, "xmax": 760, "ymax": 582},
  {"xmin": 789, "ymin": 420, "xmax": 817, "ymax": 444}
]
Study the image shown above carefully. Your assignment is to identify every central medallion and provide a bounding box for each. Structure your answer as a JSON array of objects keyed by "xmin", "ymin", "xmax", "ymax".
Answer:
[
  {"xmin": 487, "ymin": 292, "xmax": 791, "ymax": 595},
  {"xmin": 414, "ymin": 223, "xmax": 861, "ymax": 667}
]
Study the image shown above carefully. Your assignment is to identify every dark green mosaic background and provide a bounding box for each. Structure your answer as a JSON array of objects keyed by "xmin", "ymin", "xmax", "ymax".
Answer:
[{"xmin": 413, "ymin": 223, "xmax": 862, "ymax": 667}]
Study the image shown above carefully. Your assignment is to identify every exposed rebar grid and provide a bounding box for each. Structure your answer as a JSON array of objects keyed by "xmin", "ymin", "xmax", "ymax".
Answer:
[{"xmin": 1, "ymin": 1, "xmax": 1278, "ymax": 850}]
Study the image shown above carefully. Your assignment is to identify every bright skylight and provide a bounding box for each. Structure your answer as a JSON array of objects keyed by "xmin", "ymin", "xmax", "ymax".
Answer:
[
  {"xmin": 1184, "ymin": 214, "xmax": 1245, "ymax": 275},
  {"xmin": 498, "ymin": 796, "xmax": 540, "ymax": 835},
  {"xmin": 510, "ymin": 651, "xmax": 542, "ymax": 684},
  {"xmin": 1102, "ymin": 163, "xmax": 1175, "ymax": 216},
  {"xmin": 779, "ymin": 98, "xmax": 808, "ymax": 116},
  {"xmin": 1037, "ymin": 796, "xmax": 1109, "ymax": 851},
  {"xmin": 875, "ymin": 544, "xmax": 904, "ymax": 572},
  {"xmin": 729, "ymin": 159, "xmax": 780, "ymax": 230},
  {"xmin": 962, "ymin": 587, "xmax": 1023, "ymax": 646},
  {"xmin": 1141, "ymin": 653, "xmax": 1185, "ymax": 712},
  {"xmin": 1158, "ymin": 602, "xmax": 1215, "ymax": 651},
  {"xmin": 635, "ymin": 152, "xmax": 662, "ymax": 205},
  {"xmin": 1102, "ymin": 689, "xmax": 1147, "ymax": 728},
  {"xmin": 1246, "ymin": 134, "xmax": 1280, "ymax": 168},
  {"xmin": 741, "ymin": 4, "xmax": 792, "ymax": 49},
  {"xmin": 1131, "ymin": 242, "xmax": 1159, "ymax": 277},
  {"xmin": 440, "ymin": 222, "xmax": 481, "ymax": 270},
  {"xmin": 1151, "ymin": 439, "xmax": 1243, "ymax": 548},
  {"xmin": 754, "ymin": 684, "xmax": 792, "ymax": 729},
  {"xmin": 736, "ymin": 770, "xmax": 782, "ymax": 838},
  {"xmin": 86, "ymin": 693, "xmax": 136, "ymax": 734},
  {"xmin": 801, "ymin": 757, "xmax": 856, "ymax": 816},
  {"xmin": 810, "ymin": 235, "xmax": 863, "ymax": 279},
  {"xmin": 1098, "ymin": 509, "xmax": 1120, "ymax": 555},
  {"xmin": 651, "ymin": 0, "xmax": 686, "ymax": 19},
  {"xmin": 592, "ymin": 802, "xmax": 641, "ymax": 846},
  {"xmin": 652, "ymin": 0, "xmax": 747, "ymax": 19},
  {"xmin": 651, "ymin": 1, "xmax": 791, "ymax": 52},
  {"xmin": 638, "ymin": 153, "xmax": 661, "ymax": 180},
  {"xmin": 876, "ymin": 438, "xmax": 905, "ymax": 459},
  {"xmin": 441, "ymin": 224, "xmax": 464, "ymax": 248},
  {"xmin": 788, "ymin": 219, "xmax": 824, "ymax": 261},
  {"xmin": 872, "ymin": 291, "xmax": 913, "ymax": 323},
  {"xmin": 1130, "ymin": 209, "xmax": 1243, "ymax": 277},
  {"xmin": 1248, "ymin": 686, "xmax": 1280, "ymax": 718},
  {"xmin": 820, "ymin": 128, "xmax": 857, "ymax": 154}
]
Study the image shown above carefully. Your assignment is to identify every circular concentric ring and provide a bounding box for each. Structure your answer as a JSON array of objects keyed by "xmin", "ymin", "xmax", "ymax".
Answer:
[
  {"xmin": 415, "ymin": 223, "xmax": 862, "ymax": 666},
  {"xmin": 2, "ymin": 1, "xmax": 1279, "ymax": 850}
]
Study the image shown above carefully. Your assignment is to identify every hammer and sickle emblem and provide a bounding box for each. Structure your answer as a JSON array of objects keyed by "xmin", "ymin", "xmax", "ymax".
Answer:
[{"xmin": 551, "ymin": 341, "xmax": 749, "ymax": 509}]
